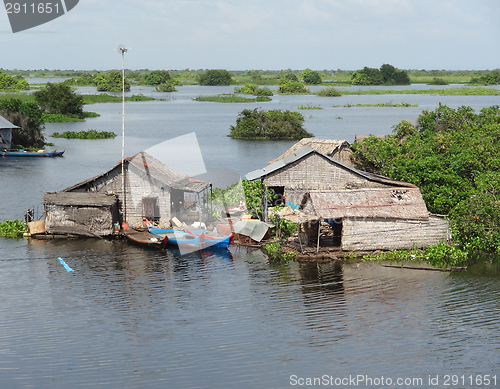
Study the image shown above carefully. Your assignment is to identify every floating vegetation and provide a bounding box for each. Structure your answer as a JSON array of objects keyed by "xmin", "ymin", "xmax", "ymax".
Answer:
[
  {"xmin": 0, "ymin": 219, "xmax": 26, "ymax": 238},
  {"xmin": 82, "ymin": 94, "xmax": 157, "ymax": 104},
  {"xmin": 316, "ymin": 87, "xmax": 342, "ymax": 97},
  {"xmin": 342, "ymin": 87, "xmax": 500, "ymax": 96},
  {"xmin": 194, "ymin": 94, "xmax": 272, "ymax": 103},
  {"xmin": 42, "ymin": 112, "xmax": 100, "ymax": 123},
  {"xmin": 337, "ymin": 102, "xmax": 418, "ymax": 107},
  {"xmin": 298, "ymin": 104, "xmax": 323, "ymax": 110},
  {"xmin": 51, "ymin": 129, "xmax": 117, "ymax": 139}
]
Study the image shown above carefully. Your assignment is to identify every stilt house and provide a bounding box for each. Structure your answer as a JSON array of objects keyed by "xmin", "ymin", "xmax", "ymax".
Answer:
[
  {"xmin": 0, "ymin": 115, "xmax": 19, "ymax": 150},
  {"xmin": 44, "ymin": 151, "xmax": 211, "ymax": 236},
  {"xmin": 246, "ymin": 145, "xmax": 449, "ymax": 251}
]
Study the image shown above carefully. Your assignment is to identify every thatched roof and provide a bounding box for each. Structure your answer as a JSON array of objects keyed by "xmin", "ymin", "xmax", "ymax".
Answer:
[
  {"xmin": 63, "ymin": 151, "xmax": 210, "ymax": 193},
  {"xmin": 303, "ymin": 188, "xmax": 429, "ymax": 220},
  {"xmin": 267, "ymin": 138, "xmax": 350, "ymax": 164},
  {"xmin": 355, "ymin": 134, "xmax": 387, "ymax": 142},
  {"xmin": 246, "ymin": 145, "xmax": 416, "ymax": 188}
]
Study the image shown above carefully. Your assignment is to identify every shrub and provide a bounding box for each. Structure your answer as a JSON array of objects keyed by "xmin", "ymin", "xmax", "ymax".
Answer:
[
  {"xmin": 301, "ymin": 68, "xmax": 322, "ymax": 84},
  {"xmin": 34, "ymin": 82, "xmax": 84, "ymax": 117},
  {"xmin": 278, "ymin": 78, "xmax": 309, "ymax": 94},
  {"xmin": 228, "ymin": 108, "xmax": 313, "ymax": 140},
  {"xmin": 198, "ymin": 69, "xmax": 233, "ymax": 86},
  {"xmin": 316, "ymin": 87, "xmax": 341, "ymax": 97}
]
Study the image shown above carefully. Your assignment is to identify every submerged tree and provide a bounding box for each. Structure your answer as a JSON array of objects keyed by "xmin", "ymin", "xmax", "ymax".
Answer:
[
  {"xmin": 228, "ymin": 108, "xmax": 313, "ymax": 140},
  {"xmin": 34, "ymin": 82, "xmax": 84, "ymax": 117},
  {"xmin": 198, "ymin": 69, "xmax": 233, "ymax": 86}
]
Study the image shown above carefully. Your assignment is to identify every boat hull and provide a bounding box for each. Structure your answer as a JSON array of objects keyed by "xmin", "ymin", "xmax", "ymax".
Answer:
[{"xmin": 0, "ymin": 150, "xmax": 65, "ymax": 157}]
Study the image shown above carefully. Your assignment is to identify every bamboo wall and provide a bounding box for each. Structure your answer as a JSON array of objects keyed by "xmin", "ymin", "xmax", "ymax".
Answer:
[
  {"xmin": 264, "ymin": 153, "xmax": 387, "ymax": 191},
  {"xmin": 341, "ymin": 216, "xmax": 450, "ymax": 251}
]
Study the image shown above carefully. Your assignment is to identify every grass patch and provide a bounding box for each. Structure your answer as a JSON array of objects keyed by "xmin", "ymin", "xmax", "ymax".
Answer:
[
  {"xmin": 362, "ymin": 243, "xmax": 468, "ymax": 269},
  {"xmin": 316, "ymin": 87, "xmax": 342, "ymax": 97},
  {"xmin": 194, "ymin": 94, "xmax": 272, "ymax": 103},
  {"xmin": 42, "ymin": 112, "xmax": 100, "ymax": 123},
  {"xmin": 298, "ymin": 104, "xmax": 323, "ymax": 110},
  {"xmin": 0, "ymin": 219, "xmax": 26, "ymax": 238},
  {"xmin": 51, "ymin": 129, "xmax": 117, "ymax": 139},
  {"xmin": 82, "ymin": 94, "xmax": 157, "ymax": 104},
  {"xmin": 336, "ymin": 102, "xmax": 418, "ymax": 107},
  {"xmin": 342, "ymin": 87, "xmax": 500, "ymax": 96}
]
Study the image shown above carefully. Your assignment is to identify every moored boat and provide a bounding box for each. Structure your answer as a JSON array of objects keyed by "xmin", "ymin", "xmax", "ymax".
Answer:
[
  {"xmin": 123, "ymin": 227, "xmax": 169, "ymax": 250},
  {"xmin": 0, "ymin": 149, "xmax": 65, "ymax": 157}
]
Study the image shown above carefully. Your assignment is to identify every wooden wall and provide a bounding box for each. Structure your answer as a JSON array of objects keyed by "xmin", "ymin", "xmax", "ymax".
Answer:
[{"xmin": 341, "ymin": 216, "xmax": 450, "ymax": 251}]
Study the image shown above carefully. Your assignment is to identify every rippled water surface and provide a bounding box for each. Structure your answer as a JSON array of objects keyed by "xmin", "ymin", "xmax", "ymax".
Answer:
[{"xmin": 2, "ymin": 85, "xmax": 500, "ymax": 388}]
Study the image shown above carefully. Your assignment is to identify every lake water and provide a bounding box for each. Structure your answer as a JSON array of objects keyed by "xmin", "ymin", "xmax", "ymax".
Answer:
[{"xmin": 1, "ymin": 85, "xmax": 500, "ymax": 388}]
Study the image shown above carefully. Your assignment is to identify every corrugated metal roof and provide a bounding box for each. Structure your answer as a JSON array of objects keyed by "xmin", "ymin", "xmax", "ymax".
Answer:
[
  {"xmin": 267, "ymin": 138, "xmax": 349, "ymax": 164},
  {"xmin": 305, "ymin": 188, "xmax": 429, "ymax": 220},
  {"xmin": 0, "ymin": 115, "xmax": 19, "ymax": 130},
  {"xmin": 246, "ymin": 145, "xmax": 416, "ymax": 188}
]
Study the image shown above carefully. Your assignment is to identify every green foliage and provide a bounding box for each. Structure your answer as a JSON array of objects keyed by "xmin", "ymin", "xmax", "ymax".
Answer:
[
  {"xmin": 342, "ymin": 87, "xmax": 500, "ymax": 96},
  {"xmin": 156, "ymin": 82, "xmax": 177, "ymax": 92},
  {"xmin": 339, "ymin": 102, "xmax": 417, "ymax": 107},
  {"xmin": 194, "ymin": 94, "xmax": 271, "ymax": 103},
  {"xmin": 269, "ymin": 207, "xmax": 299, "ymax": 240},
  {"xmin": 0, "ymin": 71, "xmax": 30, "ymax": 91},
  {"xmin": 278, "ymin": 78, "xmax": 309, "ymax": 94},
  {"xmin": 0, "ymin": 219, "xmax": 26, "ymax": 238},
  {"xmin": 234, "ymin": 83, "xmax": 273, "ymax": 96},
  {"xmin": 81, "ymin": 94, "xmax": 156, "ymax": 104},
  {"xmin": 301, "ymin": 68, "xmax": 322, "ymax": 84},
  {"xmin": 352, "ymin": 104, "xmax": 500, "ymax": 254},
  {"xmin": 198, "ymin": 69, "xmax": 233, "ymax": 86},
  {"xmin": 141, "ymin": 70, "xmax": 171, "ymax": 86},
  {"xmin": 0, "ymin": 98, "xmax": 45, "ymax": 148},
  {"xmin": 428, "ymin": 77, "xmax": 448, "ymax": 85},
  {"xmin": 316, "ymin": 87, "xmax": 341, "ymax": 97},
  {"xmin": 262, "ymin": 242, "xmax": 298, "ymax": 263},
  {"xmin": 34, "ymin": 82, "xmax": 84, "ymax": 117},
  {"xmin": 228, "ymin": 108, "xmax": 313, "ymax": 140},
  {"xmin": 297, "ymin": 104, "xmax": 323, "ymax": 110},
  {"xmin": 51, "ymin": 129, "xmax": 117, "ymax": 139},
  {"xmin": 352, "ymin": 64, "xmax": 410, "ymax": 85},
  {"xmin": 211, "ymin": 180, "xmax": 276, "ymax": 219},
  {"xmin": 95, "ymin": 70, "xmax": 131, "ymax": 92},
  {"xmin": 469, "ymin": 69, "xmax": 500, "ymax": 85},
  {"xmin": 362, "ymin": 243, "xmax": 467, "ymax": 268}
]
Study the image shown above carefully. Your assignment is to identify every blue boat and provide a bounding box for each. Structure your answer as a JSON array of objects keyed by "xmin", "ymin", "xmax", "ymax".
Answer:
[
  {"xmin": 148, "ymin": 226, "xmax": 233, "ymax": 249},
  {"xmin": 0, "ymin": 149, "xmax": 64, "ymax": 157}
]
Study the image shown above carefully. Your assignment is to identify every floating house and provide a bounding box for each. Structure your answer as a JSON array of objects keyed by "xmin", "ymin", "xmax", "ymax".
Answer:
[
  {"xmin": 44, "ymin": 151, "xmax": 211, "ymax": 237},
  {"xmin": 0, "ymin": 115, "xmax": 19, "ymax": 150},
  {"xmin": 267, "ymin": 138, "xmax": 353, "ymax": 166},
  {"xmin": 246, "ymin": 145, "xmax": 449, "ymax": 251}
]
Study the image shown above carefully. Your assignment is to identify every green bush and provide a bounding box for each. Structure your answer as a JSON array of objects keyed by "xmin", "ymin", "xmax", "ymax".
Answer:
[
  {"xmin": 0, "ymin": 98, "xmax": 45, "ymax": 148},
  {"xmin": 351, "ymin": 64, "xmax": 410, "ymax": 85},
  {"xmin": 301, "ymin": 68, "xmax": 322, "ymax": 84},
  {"xmin": 34, "ymin": 82, "xmax": 84, "ymax": 117},
  {"xmin": 316, "ymin": 87, "xmax": 341, "ymax": 97},
  {"xmin": 228, "ymin": 108, "xmax": 313, "ymax": 140},
  {"xmin": 198, "ymin": 69, "xmax": 233, "ymax": 86},
  {"xmin": 278, "ymin": 78, "xmax": 309, "ymax": 94}
]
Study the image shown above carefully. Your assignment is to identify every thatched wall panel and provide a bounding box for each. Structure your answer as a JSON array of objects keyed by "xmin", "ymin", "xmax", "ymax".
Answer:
[{"xmin": 341, "ymin": 216, "xmax": 450, "ymax": 251}]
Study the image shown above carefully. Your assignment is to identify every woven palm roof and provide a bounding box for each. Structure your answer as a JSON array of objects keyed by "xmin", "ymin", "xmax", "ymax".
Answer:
[
  {"xmin": 63, "ymin": 151, "xmax": 210, "ymax": 193},
  {"xmin": 304, "ymin": 188, "xmax": 429, "ymax": 220},
  {"xmin": 267, "ymin": 138, "xmax": 349, "ymax": 164}
]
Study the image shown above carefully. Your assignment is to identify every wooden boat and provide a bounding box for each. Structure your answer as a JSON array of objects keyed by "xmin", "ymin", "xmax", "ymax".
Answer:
[
  {"xmin": 185, "ymin": 228, "xmax": 234, "ymax": 248},
  {"xmin": 124, "ymin": 228, "xmax": 169, "ymax": 250},
  {"xmin": 0, "ymin": 149, "xmax": 65, "ymax": 157},
  {"xmin": 148, "ymin": 226, "xmax": 233, "ymax": 249},
  {"xmin": 148, "ymin": 227, "xmax": 202, "ymax": 249}
]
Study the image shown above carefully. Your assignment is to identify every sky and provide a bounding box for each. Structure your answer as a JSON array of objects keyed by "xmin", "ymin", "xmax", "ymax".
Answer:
[{"xmin": 1, "ymin": 0, "xmax": 499, "ymax": 71}]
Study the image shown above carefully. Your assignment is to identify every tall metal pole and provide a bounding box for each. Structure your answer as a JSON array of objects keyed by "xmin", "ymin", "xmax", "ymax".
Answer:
[
  {"xmin": 117, "ymin": 45, "xmax": 128, "ymax": 223},
  {"xmin": 121, "ymin": 49, "xmax": 126, "ymax": 222}
]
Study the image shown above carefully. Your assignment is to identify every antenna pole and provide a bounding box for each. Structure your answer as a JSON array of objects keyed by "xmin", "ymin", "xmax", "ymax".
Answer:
[{"xmin": 117, "ymin": 45, "xmax": 129, "ymax": 224}]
